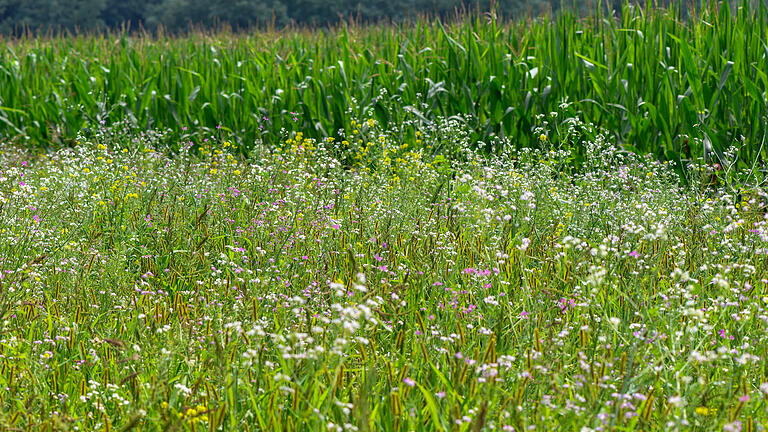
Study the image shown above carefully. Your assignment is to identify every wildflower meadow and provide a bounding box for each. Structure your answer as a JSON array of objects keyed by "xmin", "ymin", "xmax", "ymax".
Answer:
[{"xmin": 0, "ymin": 110, "xmax": 766, "ymax": 431}]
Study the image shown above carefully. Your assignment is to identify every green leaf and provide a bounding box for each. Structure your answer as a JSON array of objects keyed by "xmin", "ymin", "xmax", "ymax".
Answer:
[{"xmin": 416, "ymin": 381, "xmax": 447, "ymax": 431}]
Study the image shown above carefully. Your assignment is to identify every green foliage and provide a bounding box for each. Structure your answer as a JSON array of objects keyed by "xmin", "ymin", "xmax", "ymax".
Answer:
[
  {"xmin": 0, "ymin": 0, "xmax": 108, "ymax": 34},
  {"xmin": 101, "ymin": 0, "xmax": 155, "ymax": 29},
  {"xmin": 1, "ymin": 2, "xmax": 767, "ymax": 170},
  {"xmin": 142, "ymin": 0, "xmax": 290, "ymax": 29},
  {"xmin": 0, "ymin": 0, "xmax": 557, "ymax": 32},
  {"xmin": 0, "ymin": 118, "xmax": 766, "ymax": 430}
]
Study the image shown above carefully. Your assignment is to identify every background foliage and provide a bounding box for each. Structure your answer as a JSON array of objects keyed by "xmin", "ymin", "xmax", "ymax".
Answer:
[
  {"xmin": 0, "ymin": 0, "xmax": 724, "ymax": 33},
  {"xmin": 0, "ymin": 0, "xmax": 566, "ymax": 32},
  {"xmin": 1, "ymin": 1, "xmax": 767, "ymax": 170}
]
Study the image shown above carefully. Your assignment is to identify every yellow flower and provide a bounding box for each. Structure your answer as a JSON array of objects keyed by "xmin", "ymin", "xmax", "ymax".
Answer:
[
  {"xmin": 695, "ymin": 406, "xmax": 715, "ymax": 416},
  {"xmin": 539, "ymin": 134, "xmax": 547, "ymax": 142}
]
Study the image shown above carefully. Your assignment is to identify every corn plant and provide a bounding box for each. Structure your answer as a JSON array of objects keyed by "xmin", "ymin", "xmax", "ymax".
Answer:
[{"xmin": 0, "ymin": 1, "xmax": 766, "ymax": 164}]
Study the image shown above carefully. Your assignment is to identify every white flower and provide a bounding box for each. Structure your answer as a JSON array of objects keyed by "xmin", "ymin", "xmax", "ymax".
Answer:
[
  {"xmin": 173, "ymin": 383, "xmax": 192, "ymax": 397},
  {"xmin": 668, "ymin": 396, "xmax": 685, "ymax": 408}
]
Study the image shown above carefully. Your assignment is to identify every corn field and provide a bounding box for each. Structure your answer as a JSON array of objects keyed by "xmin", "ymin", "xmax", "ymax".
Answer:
[{"xmin": 0, "ymin": 1, "xmax": 767, "ymax": 166}]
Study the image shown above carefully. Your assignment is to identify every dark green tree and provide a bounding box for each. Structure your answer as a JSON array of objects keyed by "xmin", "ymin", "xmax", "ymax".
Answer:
[
  {"xmin": 0, "ymin": 0, "xmax": 107, "ymax": 34},
  {"xmin": 101, "ymin": 0, "xmax": 157, "ymax": 30},
  {"xmin": 144, "ymin": 0, "xmax": 209, "ymax": 30},
  {"xmin": 208, "ymin": 0, "xmax": 288, "ymax": 28},
  {"xmin": 145, "ymin": 0, "xmax": 288, "ymax": 30}
]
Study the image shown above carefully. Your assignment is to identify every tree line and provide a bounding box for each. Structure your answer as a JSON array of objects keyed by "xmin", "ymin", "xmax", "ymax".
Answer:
[
  {"xmin": 0, "ymin": 0, "xmax": 729, "ymax": 36},
  {"xmin": 0, "ymin": 0, "xmax": 585, "ymax": 35}
]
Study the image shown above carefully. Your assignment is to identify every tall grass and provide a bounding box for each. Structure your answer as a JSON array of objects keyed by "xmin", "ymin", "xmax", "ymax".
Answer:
[
  {"xmin": 0, "ymin": 0, "xmax": 767, "ymax": 166},
  {"xmin": 1, "ymin": 114, "xmax": 767, "ymax": 430}
]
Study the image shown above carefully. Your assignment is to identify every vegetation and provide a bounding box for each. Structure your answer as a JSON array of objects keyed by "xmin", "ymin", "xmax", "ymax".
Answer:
[
  {"xmin": 2, "ymin": 1, "xmax": 768, "ymax": 430},
  {"xmin": 0, "ymin": 2, "xmax": 767, "ymax": 170},
  {"xmin": 0, "ymin": 113, "xmax": 767, "ymax": 430},
  {"xmin": 0, "ymin": 0, "xmax": 559, "ymax": 33}
]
